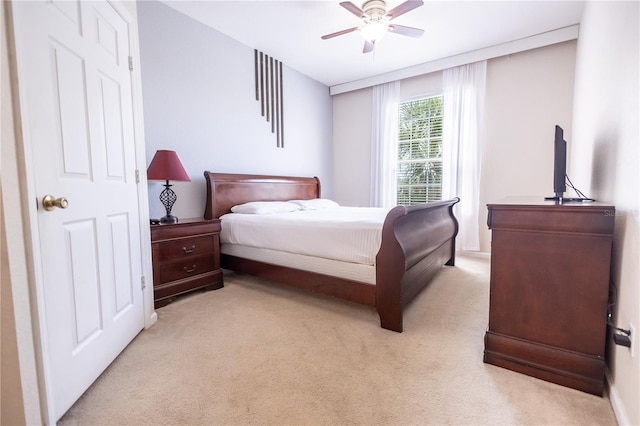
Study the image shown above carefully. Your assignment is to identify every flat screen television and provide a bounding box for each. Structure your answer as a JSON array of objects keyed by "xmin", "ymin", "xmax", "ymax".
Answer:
[
  {"xmin": 545, "ymin": 125, "xmax": 592, "ymax": 202},
  {"xmin": 545, "ymin": 125, "xmax": 567, "ymax": 201},
  {"xmin": 551, "ymin": 125, "xmax": 567, "ymax": 200}
]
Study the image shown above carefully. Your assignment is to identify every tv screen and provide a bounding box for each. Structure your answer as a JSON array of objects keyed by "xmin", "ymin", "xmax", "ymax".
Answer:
[
  {"xmin": 546, "ymin": 125, "xmax": 594, "ymax": 202},
  {"xmin": 552, "ymin": 125, "xmax": 567, "ymax": 200}
]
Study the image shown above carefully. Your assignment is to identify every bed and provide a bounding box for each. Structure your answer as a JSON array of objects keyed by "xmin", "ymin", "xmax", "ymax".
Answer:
[{"xmin": 204, "ymin": 172, "xmax": 460, "ymax": 332}]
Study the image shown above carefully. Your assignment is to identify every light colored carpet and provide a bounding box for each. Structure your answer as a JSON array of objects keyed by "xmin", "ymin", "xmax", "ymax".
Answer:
[{"xmin": 59, "ymin": 253, "xmax": 617, "ymax": 425}]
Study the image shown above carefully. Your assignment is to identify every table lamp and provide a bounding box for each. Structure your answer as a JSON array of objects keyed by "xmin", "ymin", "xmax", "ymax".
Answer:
[{"xmin": 147, "ymin": 150, "xmax": 191, "ymax": 224}]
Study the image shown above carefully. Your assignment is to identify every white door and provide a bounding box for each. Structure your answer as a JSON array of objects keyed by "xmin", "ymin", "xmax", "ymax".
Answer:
[{"xmin": 11, "ymin": 0, "xmax": 145, "ymax": 421}]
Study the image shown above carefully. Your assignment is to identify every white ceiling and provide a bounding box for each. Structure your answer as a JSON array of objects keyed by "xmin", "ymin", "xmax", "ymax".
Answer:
[{"xmin": 161, "ymin": 1, "xmax": 585, "ymax": 88}]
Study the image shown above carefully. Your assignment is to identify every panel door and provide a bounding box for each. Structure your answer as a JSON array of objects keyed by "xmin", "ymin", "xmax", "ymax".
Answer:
[{"xmin": 11, "ymin": 0, "xmax": 144, "ymax": 421}]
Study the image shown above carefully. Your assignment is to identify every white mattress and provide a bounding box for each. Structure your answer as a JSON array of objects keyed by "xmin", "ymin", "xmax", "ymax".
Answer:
[
  {"xmin": 221, "ymin": 244, "xmax": 376, "ymax": 284},
  {"xmin": 219, "ymin": 206, "xmax": 389, "ymax": 265}
]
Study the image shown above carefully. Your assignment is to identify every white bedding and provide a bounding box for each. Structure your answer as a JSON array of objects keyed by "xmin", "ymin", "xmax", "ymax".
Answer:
[{"xmin": 219, "ymin": 206, "xmax": 390, "ymax": 265}]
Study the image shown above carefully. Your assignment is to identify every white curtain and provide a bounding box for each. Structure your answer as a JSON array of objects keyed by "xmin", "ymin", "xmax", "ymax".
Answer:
[
  {"xmin": 370, "ymin": 81, "xmax": 400, "ymax": 208},
  {"xmin": 442, "ymin": 61, "xmax": 487, "ymax": 251}
]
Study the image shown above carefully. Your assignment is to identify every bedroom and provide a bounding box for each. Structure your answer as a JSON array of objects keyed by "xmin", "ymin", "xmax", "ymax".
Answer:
[{"xmin": 1, "ymin": 0, "xmax": 638, "ymax": 424}]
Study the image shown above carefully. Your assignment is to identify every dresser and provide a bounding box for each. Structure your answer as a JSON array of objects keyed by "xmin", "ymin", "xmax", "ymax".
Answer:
[
  {"xmin": 484, "ymin": 198, "xmax": 615, "ymax": 395},
  {"xmin": 151, "ymin": 218, "xmax": 223, "ymax": 308}
]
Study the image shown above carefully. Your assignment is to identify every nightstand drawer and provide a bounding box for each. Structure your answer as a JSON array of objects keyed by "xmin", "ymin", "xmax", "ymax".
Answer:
[
  {"xmin": 153, "ymin": 271, "xmax": 222, "ymax": 302},
  {"xmin": 159, "ymin": 255, "xmax": 216, "ymax": 284},
  {"xmin": 157, "ymin": 235, "xmax": 214, "ymax": 261}
]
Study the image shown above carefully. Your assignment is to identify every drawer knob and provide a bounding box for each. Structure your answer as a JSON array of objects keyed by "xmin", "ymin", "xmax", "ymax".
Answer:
[
  {"xmin": 182, "ymin": 245, "xmax": 196, "ymax": 254},
  {"xmin": 183, "ymin": 265, "xmax": 196, "ymax": 273}
]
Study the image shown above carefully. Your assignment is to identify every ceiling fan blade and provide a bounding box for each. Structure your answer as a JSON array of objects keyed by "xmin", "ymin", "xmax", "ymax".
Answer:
[
  {"xmin": 388, "ymin": 24, "xmax": 424, "ymax": 38},
  {"xmin": 340, "ymin": 1, "xmax": 365, "ymax": 18},
  {"xmin": 363, "ymin": 40, "xmax": 375, "ymax": 54},
  {"xmin": 386, "ymin": 0, "xmax": 424, "ymax": 20},
  {"xmin": 321, "ymin": 27, "xmax": 359, "ymax": 40}
]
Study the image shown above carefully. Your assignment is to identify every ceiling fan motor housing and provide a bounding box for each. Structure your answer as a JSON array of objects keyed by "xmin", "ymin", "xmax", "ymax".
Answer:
[{"xmin": 363, "ymin": 0, "xmax": 387, "ymax": 21}]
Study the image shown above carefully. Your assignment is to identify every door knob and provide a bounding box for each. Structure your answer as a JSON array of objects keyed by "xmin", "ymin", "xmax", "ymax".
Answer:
[{"xmin": 42, "ymin": 195, "xmax": 69, "ymax": 211}]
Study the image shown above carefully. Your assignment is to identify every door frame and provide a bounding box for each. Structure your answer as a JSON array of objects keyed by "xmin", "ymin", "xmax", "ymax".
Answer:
[{"xmin": 4, "ymin": 1, "xmax": 156, "ymax": 423}]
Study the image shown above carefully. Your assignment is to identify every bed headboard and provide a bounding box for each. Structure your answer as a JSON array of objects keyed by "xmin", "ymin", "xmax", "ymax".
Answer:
[{"xmin": 203, "ymin": 172, "xmax": 321, "ymax": 219}]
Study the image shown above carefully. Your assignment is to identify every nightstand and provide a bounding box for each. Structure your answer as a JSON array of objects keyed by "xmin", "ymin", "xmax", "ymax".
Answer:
[{"xmin": 151, "ymin": 218, "xmax": 223, "ymax": 308}]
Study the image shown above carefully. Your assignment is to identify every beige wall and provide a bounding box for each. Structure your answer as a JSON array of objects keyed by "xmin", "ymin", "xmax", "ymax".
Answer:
[
  {"xmin": 399, "ymin": 71, "xmax": 443, "ymax": 100},
  {"xmin": 570, "ymin": 2, "xmax": 639, "ymax": 424},
  {"xmin": 332, "ymin": 41, "xmax": 577, "ymax": 254},
  {"xmin": 332, "ymin": 87, "xmax": 373, "ymax": 207},
  {"xmin": 479, "ymin": 41, "xmax": 577, "ymax": 251}
]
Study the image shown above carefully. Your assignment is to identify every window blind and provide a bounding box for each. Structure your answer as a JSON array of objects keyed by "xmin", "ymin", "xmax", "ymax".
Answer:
[{"xmin": 397, "ymin": 95, "xmax": 443, "ymax": 205}]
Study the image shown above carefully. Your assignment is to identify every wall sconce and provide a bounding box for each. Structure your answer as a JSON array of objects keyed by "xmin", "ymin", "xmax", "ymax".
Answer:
[{"xmin": 147, "ymin": 150, "xmax": 190, "ymax": 224}]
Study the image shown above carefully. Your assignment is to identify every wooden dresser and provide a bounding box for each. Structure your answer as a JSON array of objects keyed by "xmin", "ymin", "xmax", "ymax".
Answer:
[
  {"xmin": 484, "ymin": 197, "xmax": 615, "ymax": 395},
  {"xmin": 151, "ymin": 218, "xmax": 223, "ymax": 308}
]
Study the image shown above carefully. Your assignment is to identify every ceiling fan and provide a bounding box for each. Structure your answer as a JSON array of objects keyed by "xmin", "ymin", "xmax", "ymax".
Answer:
[{"xmin": 321, "ymin": 0, "xmax": 425, "ymax": 53}]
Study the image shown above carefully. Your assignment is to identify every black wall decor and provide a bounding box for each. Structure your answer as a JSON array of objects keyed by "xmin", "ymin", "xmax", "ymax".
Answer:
[{"xmin": 254, "ymin": 49, "xmax": 284, "ymax": 148}]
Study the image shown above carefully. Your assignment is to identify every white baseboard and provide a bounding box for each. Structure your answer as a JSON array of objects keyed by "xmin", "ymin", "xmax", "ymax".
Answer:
[
  {"xmin": 606, "ymin": 370, "xmax": 632, "ymax": 425},
  {"xmin": 458, "ymin": 250, "xmax": 491, "ymax": 259}
]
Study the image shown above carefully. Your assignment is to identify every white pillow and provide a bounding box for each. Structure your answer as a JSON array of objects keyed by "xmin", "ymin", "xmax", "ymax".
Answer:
[
  {"xmin": 288, "ymin": 198, "xmax": 340, "ymax": 210},
  {"xmin": 230, "ymin": 201, "xmax": 300, "ymax": 214}
]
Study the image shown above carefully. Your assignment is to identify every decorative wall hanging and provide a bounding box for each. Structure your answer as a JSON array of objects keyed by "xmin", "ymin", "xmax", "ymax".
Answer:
[{"xmin": 254, "ymin": 49, "xmax": 284, "ymax": 148}]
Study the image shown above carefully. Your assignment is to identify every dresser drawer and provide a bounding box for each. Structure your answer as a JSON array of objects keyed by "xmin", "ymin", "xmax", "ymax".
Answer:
[
  {"xmin": 159, "ymin": 255, "xmax": 216, "ymax": 284},
  {"xmin": 157, "ymin": 235, "xmax": 214, "ymax": 261},
  {"xmin": 487, "ymin": 201, "xmax": 615, "ymax": 234}
]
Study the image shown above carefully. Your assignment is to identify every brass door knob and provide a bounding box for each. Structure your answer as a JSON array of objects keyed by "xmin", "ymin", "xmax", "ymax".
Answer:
[{"xmin": 42, "ymin": 195, "xmax": 69, "ymax": 211}]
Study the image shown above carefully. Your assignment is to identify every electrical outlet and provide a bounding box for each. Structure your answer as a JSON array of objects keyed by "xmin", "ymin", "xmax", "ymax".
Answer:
[{"xmin": 630, "ymin": 323, "xmax": 636, "ymax": 358}]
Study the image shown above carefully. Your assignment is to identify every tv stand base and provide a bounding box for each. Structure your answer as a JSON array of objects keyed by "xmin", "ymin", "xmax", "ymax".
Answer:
[{"xmin": 544, "ymin": 196, "xmax": 594, "ymax": 203}]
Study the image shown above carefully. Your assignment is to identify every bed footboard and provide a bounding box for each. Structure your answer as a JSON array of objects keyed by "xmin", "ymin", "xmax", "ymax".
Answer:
[{"xmin": 375, "ymin": 198, "xmax": 460, "ymax": 332}]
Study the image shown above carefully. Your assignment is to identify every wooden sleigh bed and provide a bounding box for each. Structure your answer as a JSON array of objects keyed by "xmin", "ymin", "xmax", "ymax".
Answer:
[{"xmin": 204, "ymin": 172, "xmax": 459, "ymax": 332}]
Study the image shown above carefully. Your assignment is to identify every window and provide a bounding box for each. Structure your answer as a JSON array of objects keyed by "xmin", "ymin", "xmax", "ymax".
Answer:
[{"xmin": 397, "ymin": 95, "xmax": 443, "ymax": 205}]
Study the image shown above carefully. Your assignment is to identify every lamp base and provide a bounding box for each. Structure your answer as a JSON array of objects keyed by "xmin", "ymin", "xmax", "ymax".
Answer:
[{"xmin": 160, "ymin": 214, "xmax": 179, "ymax": 224}]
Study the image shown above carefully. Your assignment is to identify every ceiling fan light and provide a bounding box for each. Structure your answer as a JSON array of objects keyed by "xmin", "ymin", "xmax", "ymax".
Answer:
[{"xmin": 361, "ymin": 21, "xmax": 388, "ymax": 42}]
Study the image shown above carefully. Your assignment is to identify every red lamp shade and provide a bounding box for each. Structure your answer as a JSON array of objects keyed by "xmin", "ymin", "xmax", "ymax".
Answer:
[
  {"xmin": 147, "ymin": 150, "xmax": 191, "ymax": 182},
  {"xmin": 147, "ymin": 150, "xmax": 190, "ymax": 224}
]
